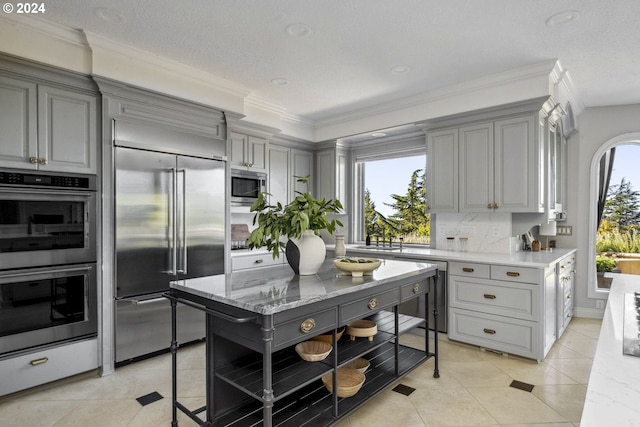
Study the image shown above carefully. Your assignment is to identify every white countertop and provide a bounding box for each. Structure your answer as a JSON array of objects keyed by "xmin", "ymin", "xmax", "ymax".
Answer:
[
  {"xmin": 581, "ymin": 274, "xmax": 640, "ymax": 426},
  {"xmin": 170, "ymin": 258, "xmax": 438, "ymax": 315},
  {"xmin": 344, "ymin": 244, "xmax": 576, "ymax": 268}
]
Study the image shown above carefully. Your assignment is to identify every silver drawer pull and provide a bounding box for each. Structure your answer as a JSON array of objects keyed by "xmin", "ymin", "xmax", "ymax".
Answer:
[
  {"xmin": 506, "ymin": 272, "xmax": 520, "ymax": 277},
  {"xmin": 462, "ymin": 267, "xmax": 474, "ymax": 273},
  {"xmin": 254, "ymin": 259, "xmax": 264, "ymax": 264},
  {"xmin": 483, "ymin": 328, "xmax": 496, "ymax": 335},
  {"xmin": 300, "ymin": 318, "xmax": 316, "ymax": 333},
  {"xmin": 368, "ymin": 298, "xmax": 378, "ymax": 310},
  {"xmin": 30, "ymin": 357, "xmax": 48, "ymax": 366},
  {"xmin": 412, "ymin": 284, "xmax": 421, "ymax": 294},
  {"xmin": 483, "ymin": 294, "xmax": 496, "ymax": 300}
]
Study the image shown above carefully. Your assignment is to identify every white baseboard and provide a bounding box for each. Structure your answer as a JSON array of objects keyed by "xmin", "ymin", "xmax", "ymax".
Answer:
[{"xmin": 574, "ymin": 306, "xmax": 605, "ymax": 319}]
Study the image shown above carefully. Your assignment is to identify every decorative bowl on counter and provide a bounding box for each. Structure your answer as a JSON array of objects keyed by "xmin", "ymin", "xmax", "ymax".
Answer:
[
  {"xmin": 321, "ymin": 367, "xmax": 366, "ymax": 398},
  {"xmin": 344, "ymin": 357, "xmax": 370, "ymax": 373},
  {"xmin": 346, "ymin": 319, "xmax": 377, "ymax": 341},
  {"xmin": 333, "ymin": 258, "xmax": 381, "ymax": 277},
  {"xmin": 295, "ymin": 341, "xmax": 332, "ymax": 362},
  {"xmin": 311, "ymin": 326, "xmax": 345, "ymax": 344}
]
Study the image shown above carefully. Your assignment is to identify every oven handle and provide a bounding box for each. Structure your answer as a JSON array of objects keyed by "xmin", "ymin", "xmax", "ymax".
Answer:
[
  {"xmin": 0, "ymin": 188, "xmax": 95, "ymax": 197},
  {"xmin": 119, "ymin": 296, "xmax": 167, "ymax": 305},
  {"xmin": 0, "ymin": 264, "xmax": 93, "ymax": 279}
]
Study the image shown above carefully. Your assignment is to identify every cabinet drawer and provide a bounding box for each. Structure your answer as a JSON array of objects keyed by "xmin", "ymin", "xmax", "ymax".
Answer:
[
  {"xmin": 490, "ymin": 265, "xmax": 539, "ymax": 284},
  {"xmin": 400, "ymin": 280, "xmax": 428, "ymax": 302},
  {"xmin": 449, "ymin": 261, "xmax": 489, "ymax": 279},
  {"xmin": 340, "ymin": 289, "xmax": 399, "ymax": 324},
  {"xmin": 448, "ymin": 308, "xmax": 538, "ymax": 359},
  {"xmin": 449, "ymin": 276, "xmax": 538, "ymax": 321},
  {"xmin": 274, "ymin": 307, "xmax": 337, "ymax": 349},
  {"xmin": 0, "ymin": 338, "xmax": 98, "ymax": 396},
  {"xmin": 232, "ymin": 253, "xmax": 283, "ymax": 271}
]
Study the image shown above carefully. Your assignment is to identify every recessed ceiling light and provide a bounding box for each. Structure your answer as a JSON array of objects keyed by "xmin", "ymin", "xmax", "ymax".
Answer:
[
  {"xmin": 271, "ymin": 78, "xmax": 288, "ymax": 85},
  {"xmin": 371, "ymin": 132, "xmax": 387, "ymax": 138},
  {"xmin": 94, "ymin": 7, "xmax": 126, "ymax": 24},
  {"xmin": 545, "ymin": 10, "xmax": 580, "ymax": 26},
  {"xmin": 286, "ymin": 23, "xmax": 311, "ymax": 38},
  {"xmin": 390, "ymin": 65, "xmax": 411, "ymax": 75}
]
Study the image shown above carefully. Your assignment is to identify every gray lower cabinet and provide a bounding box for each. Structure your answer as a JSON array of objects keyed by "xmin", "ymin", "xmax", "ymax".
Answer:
[
  {"xmin": 168, "ymin": 270, "xmax": 438, "ymax": 427},
  {"xmin": 448, "ymin": 261, "xmax": 556, "ymax": 361}
]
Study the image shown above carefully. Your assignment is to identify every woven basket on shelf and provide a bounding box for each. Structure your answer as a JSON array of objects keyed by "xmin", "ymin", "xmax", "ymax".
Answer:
[
  {"xmin": 311, "ymin": 326, "xmax": 345, "ymax": 344},
  {"xmin": 295, "ymin": 341, "xmax": 332, "ymax": 362},
  {"xmin": 322, "ymin": 367, "xmax": 366, "ymax": 398},
  {"xmin": 344, "ymin": 357, "xmax": 370, "ymax": 373}
]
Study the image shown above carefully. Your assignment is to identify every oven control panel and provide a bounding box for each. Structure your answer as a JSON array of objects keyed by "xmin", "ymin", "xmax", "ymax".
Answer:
[{"xmin": 0, "ymin": 170, "xmax": 95, "ymax": 190}]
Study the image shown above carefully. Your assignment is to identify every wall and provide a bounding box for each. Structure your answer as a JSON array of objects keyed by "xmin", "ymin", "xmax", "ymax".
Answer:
[
  {"xmin": 567, "ymin": 104, "xmax": 640, "ymax": 317},
  {"xmin": 434, "ymin": 212, "xmax": 513, "ymax": 253}
]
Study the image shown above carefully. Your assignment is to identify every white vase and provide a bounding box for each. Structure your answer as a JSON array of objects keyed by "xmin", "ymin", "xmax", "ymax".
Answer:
[{"xmin": 286, "ymin": 230, "xmax": 326, "ymax": 275}]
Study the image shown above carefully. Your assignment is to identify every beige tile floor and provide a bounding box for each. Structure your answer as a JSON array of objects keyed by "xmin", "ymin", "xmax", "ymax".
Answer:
[{"xmin": 0, "ymin": 317, "xmax": 601, "ymax": 427}]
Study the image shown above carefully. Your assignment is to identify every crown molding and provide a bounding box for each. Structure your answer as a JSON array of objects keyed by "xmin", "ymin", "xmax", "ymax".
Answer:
[
  {"xmin": 314, "ymin": 60, "xmax": 559, "ymax": 130},
  {"xmin": 1, "ymin": 15, "xmax": 87, "ymax": 49},
  {"xmin": 84, "ymin": 31, "xmax": 251, "ymax": 101}
]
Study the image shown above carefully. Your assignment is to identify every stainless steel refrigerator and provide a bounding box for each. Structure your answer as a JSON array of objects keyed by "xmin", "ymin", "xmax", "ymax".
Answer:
[{"xmin": 114, "ymin": 146, "xmax": 225, "ymax": 364}]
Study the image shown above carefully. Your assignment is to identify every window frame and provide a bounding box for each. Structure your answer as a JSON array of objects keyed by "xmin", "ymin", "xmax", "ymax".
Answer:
[{"xmin": 351, "ymin": 136, "xmax": 428, "ymax": 244}]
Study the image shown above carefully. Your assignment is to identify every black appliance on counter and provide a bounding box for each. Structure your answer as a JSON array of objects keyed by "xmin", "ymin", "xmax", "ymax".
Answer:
[
  {"xmin": 113, "ymin": 120, "xmax": 226, "ymax": 364},
  {"xmin": 0, "ymin": 169, "xmax": 98, "ymax": 357}
]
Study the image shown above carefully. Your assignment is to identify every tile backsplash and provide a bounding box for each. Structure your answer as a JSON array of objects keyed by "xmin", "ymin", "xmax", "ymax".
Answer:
[{"xmin": 435, "ymin": 212, "xmax": 512, "ymax": 253}]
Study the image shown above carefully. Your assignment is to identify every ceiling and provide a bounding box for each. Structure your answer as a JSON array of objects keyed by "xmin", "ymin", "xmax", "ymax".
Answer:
[{"xmin": 30, "ymin": 0, "xmax": 640, "ymax": 124}]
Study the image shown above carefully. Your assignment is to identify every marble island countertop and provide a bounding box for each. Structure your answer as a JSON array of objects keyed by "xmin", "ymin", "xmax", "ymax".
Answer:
[
  {"xmin": 343, "ymin": 244, "xmax": 576, "ymax": 268},
  {"xmin": 170, "ymin": 258, "xmax": 438, "ymax": 315},
  {"xmin": 581, "ymin": 274, "xmax": 640, "ymax": 426}
]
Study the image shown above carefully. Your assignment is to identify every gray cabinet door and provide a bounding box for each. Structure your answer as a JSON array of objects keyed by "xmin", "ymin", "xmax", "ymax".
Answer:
[
  {"xmin": 37, "ymin": 85, "xmax": 97, "ymax": 174},
  {"xmin": 459, "ymin": 122, "xmax": 494, "ymax": 212},
  {"xmin": 0, "ymin": 76, "xmax": 37, "ymax": 169},
  {"xmin": 427, "ymin": 128, "xmax": 458, "ymax": 213},
  {"xmin": 268, "ymin": 145, "xmax": 290, "ymax": 206}
]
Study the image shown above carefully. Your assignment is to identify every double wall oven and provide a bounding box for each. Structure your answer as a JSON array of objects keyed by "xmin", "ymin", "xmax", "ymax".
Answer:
[{"xmin": 0, "ymin": 169, "xmax": 97, "ymax": 357}]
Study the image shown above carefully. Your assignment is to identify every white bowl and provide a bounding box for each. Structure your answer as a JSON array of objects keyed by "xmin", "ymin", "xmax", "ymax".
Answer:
[{"xmin": 333, "ymin": 258, "xmax": 381, "ymax": 277}]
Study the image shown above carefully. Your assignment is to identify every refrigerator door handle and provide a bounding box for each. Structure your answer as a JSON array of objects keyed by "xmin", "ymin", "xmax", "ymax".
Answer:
[
  {"xmin": 168, "ymin": 167, "xmax": 178, "ymax": 275},
  {"xmin": 177, "ymin": 169, "xmax": 187, "ymax": 275}
]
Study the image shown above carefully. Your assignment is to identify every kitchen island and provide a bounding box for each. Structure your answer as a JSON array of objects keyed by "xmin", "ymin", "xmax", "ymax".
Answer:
[
  {"xmin": 167, "ymin": 258, "xmax": 439, "ymax": 427},
  {"xmin": 581, "ymin": 274, "xmax": 640, "ymax": 426}
]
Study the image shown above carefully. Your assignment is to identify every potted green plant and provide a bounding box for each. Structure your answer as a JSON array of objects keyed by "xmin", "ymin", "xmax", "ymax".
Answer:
[
  {"xmin": 596, "ymin": 255, "xmax": 616, "ymax": 288},
  {"xmin": 247, "ymin": 175, "xmax": 343, "ymax": 275}
]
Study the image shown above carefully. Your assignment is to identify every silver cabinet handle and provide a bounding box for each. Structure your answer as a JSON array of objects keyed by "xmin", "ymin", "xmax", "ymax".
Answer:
[
  {"xmin": 29, "ymin": 156, "xmax": 38, "ymax": 164},
  {"xmin": 39, "ymin": 158, "xmax": 48, "ymax": 165}
]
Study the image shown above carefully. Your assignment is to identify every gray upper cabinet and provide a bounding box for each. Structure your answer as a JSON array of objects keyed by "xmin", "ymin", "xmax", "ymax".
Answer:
[
  {"xmin": 0, "ymin": 75, "xmax": 37, "ymax": 170},
  {"xmin": 230, "ymin": 131, "xmax": 267, "ymax": 171},
  {"xmin": 316, "ymin": 146, "xmax": 347, "ymax": 209},
  {"xmin": 459, "ymin": 115, "xmax": 539, "ymax": 213},
  {"xmin": 0, "ymin": 75, "xmax": 97, "ymax": 174},
  {"xmin": 267, "ymin": 143, "xmax": 313, "ymax": 206},
  {"xmin": 426, "ymin": 102, "xmax": 549, "ymax": 214},
  {"xmin": 426, "ymin": 128, "xmax": 458, "ymax": 213}
]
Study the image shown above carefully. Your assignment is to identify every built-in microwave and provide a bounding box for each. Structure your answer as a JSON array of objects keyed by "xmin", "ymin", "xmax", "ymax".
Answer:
[{"xmin": 230, "ymin": 169, "xmax": 267, "ymax": 206}]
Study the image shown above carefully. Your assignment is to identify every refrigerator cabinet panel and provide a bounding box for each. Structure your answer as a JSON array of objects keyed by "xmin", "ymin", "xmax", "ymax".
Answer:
[{"xmin": 115, "ymin": 296, "xmax": 204, "ymax": 364}]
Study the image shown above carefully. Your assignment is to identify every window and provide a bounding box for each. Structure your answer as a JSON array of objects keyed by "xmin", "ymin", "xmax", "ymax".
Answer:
[{"xmin": 354, "ymin": 153, "xmax": 429, "ymax": 245}]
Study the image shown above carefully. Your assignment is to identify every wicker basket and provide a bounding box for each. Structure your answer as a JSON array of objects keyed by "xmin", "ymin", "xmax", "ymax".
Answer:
[
  {"xmin": 295, "ymin": 341, "xmax": 332, "ymax": 362},
  {"xmin": 347, "ymin": 320, "xmax": 377, "ymax": 341},
  {"xmin": 311, "ymin": 326, "xmax": 345, "ymax": 344},
  {"xmin": 345, "ymin": 357, "xmax": 370, "ymax": 373},
  {"xmin": 322, "ymin": 367, "xmax": 366, "ymax": 398}
]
